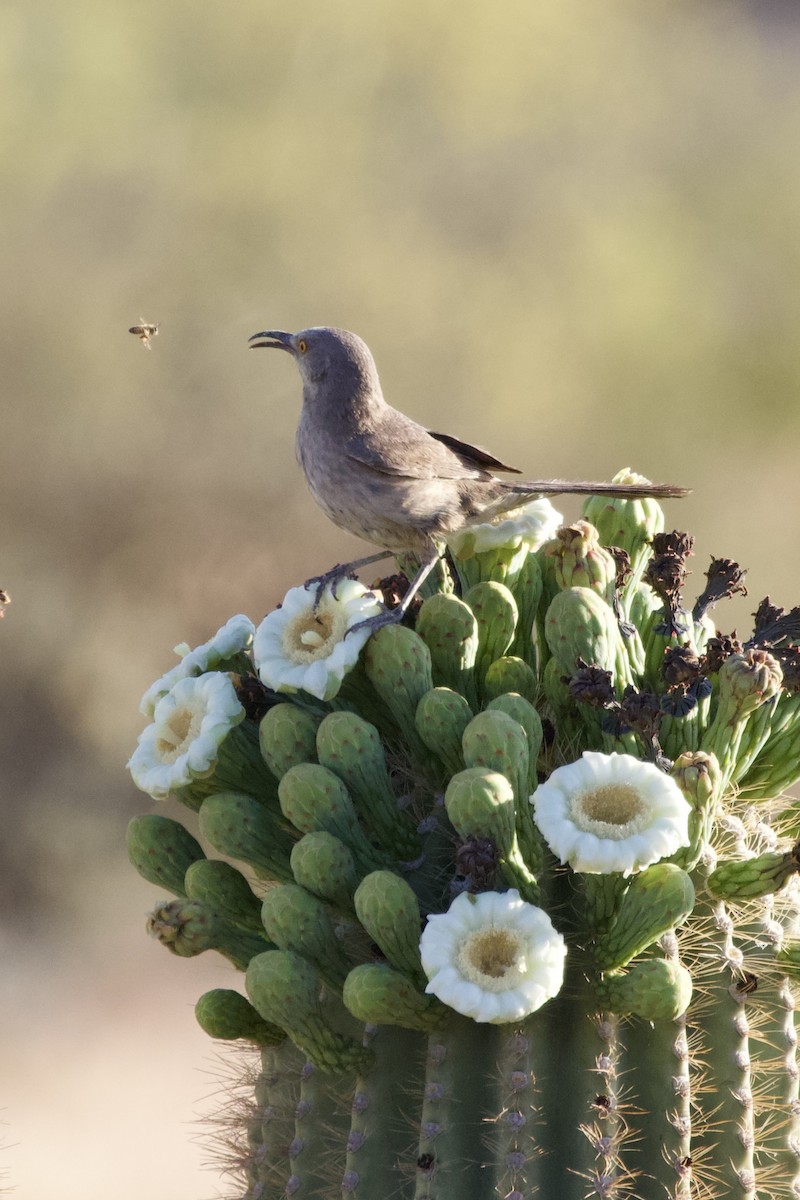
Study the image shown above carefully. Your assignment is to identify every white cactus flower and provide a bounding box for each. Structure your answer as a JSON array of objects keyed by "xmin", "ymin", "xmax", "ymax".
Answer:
[
  {"xmin": 447, "ymin": 498, "xmax": 563, "ymax": 558},
  {"xmin": 253, "ymin": 579, "xmax": 382, "ymax": 702},
  {"xmin": 140, "ymin": 614, "xmax": 255, "ymax": 716},
  {"xmin": 419, "ymin": 890, "xmax": 567, "ymax": 1024},
  {"xmin": 531, "ymin": 751, "xmax": 691, "ymax": 876},
  {"xmin": 128, "ymin": 672, "xmax": 245, "ymax": 800}
]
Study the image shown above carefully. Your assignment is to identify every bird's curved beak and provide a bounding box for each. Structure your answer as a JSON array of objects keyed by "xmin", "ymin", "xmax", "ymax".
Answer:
[{"xmin": 248, "ymin": 330, "xmax": 295, "ymax": 352}]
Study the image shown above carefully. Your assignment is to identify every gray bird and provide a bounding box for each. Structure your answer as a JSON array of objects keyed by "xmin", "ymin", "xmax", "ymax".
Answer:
[{"xmin": 249, "ymin": 325, "xmax": 688, "ymax": 627}]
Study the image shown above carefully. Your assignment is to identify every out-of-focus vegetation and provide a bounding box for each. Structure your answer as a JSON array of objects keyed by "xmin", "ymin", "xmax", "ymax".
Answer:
[{"xmin": 3, "ymin": 1, "xmax": 800, "ymax": 1196}]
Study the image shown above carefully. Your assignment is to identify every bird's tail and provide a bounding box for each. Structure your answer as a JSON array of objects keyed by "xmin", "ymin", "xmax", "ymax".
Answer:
[{"xmin": 503, "ymin": 478, "xmax": 690, "ymax": 500}]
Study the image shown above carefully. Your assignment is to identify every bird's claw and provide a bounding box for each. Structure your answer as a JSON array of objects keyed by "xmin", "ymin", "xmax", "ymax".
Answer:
[
  {"xmin": 345, "ymin": 605, "xmax": 403, "ymax": 639},
  {"xmin": 304, "ymin": 565, "xmax": 358, "ymax": 611}
]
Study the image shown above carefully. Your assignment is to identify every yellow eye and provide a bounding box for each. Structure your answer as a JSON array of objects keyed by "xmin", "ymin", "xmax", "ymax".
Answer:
[{"xmin": 298, "ymin": 339, "xmax": 308, "ymax": 354}]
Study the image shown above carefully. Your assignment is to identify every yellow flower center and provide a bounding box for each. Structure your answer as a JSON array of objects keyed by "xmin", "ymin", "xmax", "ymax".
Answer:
[
  {"xmin": 572, "ymin": 784, "xmax": 646, "ymax": 839},
  {"xmin": 283, "ymin": 598, "xmax": 348, "ymax": 664},
  {"xmin": 155, "ymin": 703, "xmax": 204, "ymax": 762},
  {"xmin": 458, "ymin": 927, "xmax": 524, "ymax": 991}
]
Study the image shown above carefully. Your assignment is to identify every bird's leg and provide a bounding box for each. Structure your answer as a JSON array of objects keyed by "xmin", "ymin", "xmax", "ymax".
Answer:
[
  {"xmin": 305, "ymin": 550, "xmax": 394, "ymax": 609},
  {"xmin": 345, "ymin": 550, "xmax": 443, "ymax": 637}
]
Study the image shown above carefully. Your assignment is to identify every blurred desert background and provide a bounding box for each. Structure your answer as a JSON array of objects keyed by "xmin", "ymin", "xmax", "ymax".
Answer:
[{"xmin": 3, "ymin": 1, "xmax": 800, "ymax": 1196}]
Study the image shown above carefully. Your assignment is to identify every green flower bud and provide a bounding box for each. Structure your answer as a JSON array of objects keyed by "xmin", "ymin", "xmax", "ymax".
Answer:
[
  {"xmin": 483, "ymin": 656, "xmax": 538, "ymax": 705},
  {"xmin": 597, "ymin": 957, "xmax": 692, "ymax": 1021},
  {"xmin": 195, "ymin": 988, "xmax": 284, "ymax": 1045},
  {"xmin": 414, "ymin": 687, "xmax": 472, "ymax": 776},
  {"xmin": 581, "ymin": 471, "xmax": 665, "ymax": 585},
  {"xmin": 259, "ymin": 703, "xmax": 320, "ymax": 780},
  {"xmin": 290, "ymin": 831, "xmax": 360, "ymax": 912},
  {"xmin": 545, "ymin": 587, "xmax": 629, "ymax": 689},
  {"xmin": 415, "ymin": 592, "xmax": 480, "ymax": 709},
  {"xmin": 444, "ymin": 767, "xmax": 538, "ymax": 902},
  {"xmin": 316, "ymin": 711, "xmax": 420, "ymax": 861},
  {"xmin": 545, "ymin": 521, "xmax": 617, "ymax": 601},
  {"xmin": 278, "ymin": 763, "xmax": 388, "ymax": 875},
  {"xmin": 718, "ymin": 649, "xmax": 783, "ymax": 717},
  {"xmin": 126, "ymin": 813, "xmax": 205, "ymax": 896},
  {"xmin": 184, "ymin": 858, "xmax": 264, "ymax": 931},
  {"xmin": 486, "ymin": 693, "xmax": 544, "ymax": 793},
  {"xmin": 364, "ymin": 625, "xmax": 435, "ymax": 765},
  {"xmin": 342, "ymin": 963, "xmax": 445, "ymax": 1032},
  {"xmin": 246, "ymin": 950, "xmax": 372, "ymax": 1073},
  {"xmin": 463, "ymin": 709, "xmax": 529, "ymax": 807},
  {"xmin": 260, "ymin": 884, "xmax": 350, "ymax": 989},
  {"xmin": 594, "ymin": 864, "xmax": 695, "ymax": 971},
  {"xmin": 353, "ymin": 871, "xmax": 426, "ymax": 988},
  {"xmin": 707, "ymin": 845, "xmax": 800, "ymax": 900},
  {"xmin": 508, "ymin": 550, "xmax": 543, "ymax": 666},
  {"xmin": 669, "ymin": 751, "xmax": 722, "ymax": 871},
  {"xmin": 463, "ymin": 582, "xmax": 518, "ymax": 692},
  {"xmin": 199, "ymin": 791, "xmax": 296, "ymax": 883},
  {"xmin": 147, "ymin": 899, "xmax": 221, "ymax": 957},
  {"xmin": 147, "ymin": 895, "xmax": 273, "ymax": 970},
  {"xmin": 701, "ymin": 650, "xmax": 783, "ymax": 786}
]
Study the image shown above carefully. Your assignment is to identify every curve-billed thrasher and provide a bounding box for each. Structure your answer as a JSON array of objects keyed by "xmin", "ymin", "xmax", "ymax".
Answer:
[{"xmin": 250, "ymin": 325, "xmax": 688, "ymax": 625}]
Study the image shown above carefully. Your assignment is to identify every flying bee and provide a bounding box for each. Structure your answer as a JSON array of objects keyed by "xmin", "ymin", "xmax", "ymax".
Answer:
[{"xmin": 129, "ymin": 320, "xmax": 159, "ymax": 348}]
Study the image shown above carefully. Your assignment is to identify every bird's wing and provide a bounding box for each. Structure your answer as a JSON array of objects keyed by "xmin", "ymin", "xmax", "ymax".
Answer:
[
  {"xmin": 427, "ymin": 430, "xmax": 522, "ymax": 474},
  {"xmin": 344, "ymin": 421, "xmax": 519, "ymax": 482}
]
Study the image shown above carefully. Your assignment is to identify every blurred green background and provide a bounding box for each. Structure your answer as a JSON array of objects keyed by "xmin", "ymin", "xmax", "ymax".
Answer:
[{"xmin": 3, "ymin": 1, "xmax": 800, "ymax": 1195}]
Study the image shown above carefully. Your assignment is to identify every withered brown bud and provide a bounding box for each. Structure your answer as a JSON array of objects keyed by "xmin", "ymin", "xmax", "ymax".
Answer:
[
  {"xmin": 701, "ymin": 633, "xmax": 742, "ymax": 676},
  {"xmin": 619, "ymin": 686, "xmax": 662, "ymax": 738},
  {"xmin": 233, "ymin": 674, "xmax": 282, "ymax": 723},
  {"xmin": 692, "ymin": 557, "xmax": 748, "ymax": 622},
  {"xmin": 651, "ymin": 531, "xmax": 696, "ymax": 559},
  {"xmin": 568, "ymin": 660, "xmax": 615, "ymax": 708},
  {"xmin": 748, "ymin": 596, "xmax": 800, "ymax": 651},
  {"xmin": 454, "ymin": 836, "xmax": 499, "ymax": 892},
  {"xmin": 661, "ymin": 645, "xmax": 702, "ymax": 686},
  {"xmin": 606, "ymin": 545, "xmax": 632, "ymax": 591}
]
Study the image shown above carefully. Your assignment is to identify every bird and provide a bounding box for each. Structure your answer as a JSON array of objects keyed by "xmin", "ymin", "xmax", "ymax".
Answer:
[{"xmin": 249, "ymin": 325, "xmax": 688, "ymax": 629}]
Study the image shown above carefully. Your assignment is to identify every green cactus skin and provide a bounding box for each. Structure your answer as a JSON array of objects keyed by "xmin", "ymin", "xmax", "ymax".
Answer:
[
  {"xmin": 594, "ymin": 863, "xmax": 695, "ymax": 970},
  {"xmin": 259, "ymin": 702, "xmax": 320, "ymax": 779},
  {"xmin": 707, "ymin": 844, "xmax": 800, "ymax": 900},
  {"xmin": 316, "ymin": 711, "xmax": 421, "ymax": 861},
  {"xmin": 289, "ymin": 830, "xmax": 361, "ymax": 913},
  {"xmin": 363, "ymin": 625, "xmax": 437, "ymax": 770},
  {"xmin": 246, "ymin": 950, "xmax": 372, "ymax": 1074},
  {"xmin": 415, "ymin": 592, "xmax": 480, "ymax": 711},
  {"xmin": 126, "ymin": 813, "xmax": 205, "ymax": 895},
  {"xmin": 414, "ymin": 687, "xmax": 472, "ymax": 777},
  {"xmin": 260, "ymin": 883, "xmax": 352, "ymax": 990},
  {"xmin": 444, "ymin": 767, "xmax": 538, "ymax": 903},
  {"xmin": 128, "ymin": 478, "xmax": 800, "ymax": 1200},
  {"xmin": 508, "ymin": 548, "xmax": 543, "ymax": 668},
  {"xmin": 195, "ymin": 987, "xmax": 284, "ymax": 1045},
  {"xmin": 184, "ymin": 858, "xmax": 264, "ymax": 931},
  {"xmin": 198, "ymin": 790, "xmax": 296, "ymax": 882},
  {"xmin": 482, "ymin": 654, "xmax": 539, "ymax": 704},
  {"xmin": 146, "ymin": 897, "xmax": 272, "ymax": 969},
  {"xmin": 353, "ymin": 871, "xmax": 427, "ymax": 989},
  {"xmin": 461, "ymin": 707, "xmax": 544, "ymax": 873},
  {"xmin": 278, "ymin": 762, "xmax": 390, "ymax": 875},
  {"xmin": 462, "ymin": 581, "xmax": 518, "ymax": 699}
]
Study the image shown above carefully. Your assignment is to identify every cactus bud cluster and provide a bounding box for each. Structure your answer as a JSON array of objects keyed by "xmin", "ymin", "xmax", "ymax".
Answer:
[{"xmin": 127, "ymin": 482, "xmax": 800, "ymax": 1199}]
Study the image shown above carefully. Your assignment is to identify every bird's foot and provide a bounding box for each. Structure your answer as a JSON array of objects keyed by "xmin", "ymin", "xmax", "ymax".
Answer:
[
  {"xmin": 304, "ymin": 564, "xmax": 359, "ymax": 610},
  {"xmin": 345, "ymin": 604, "xmax": 404, "ymax": 639}
]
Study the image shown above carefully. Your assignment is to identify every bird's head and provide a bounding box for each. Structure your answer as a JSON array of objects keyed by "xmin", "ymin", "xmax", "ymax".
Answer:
[{"xmin": 248, "ymin": 326, "xmax": 381, "ymax": 405}]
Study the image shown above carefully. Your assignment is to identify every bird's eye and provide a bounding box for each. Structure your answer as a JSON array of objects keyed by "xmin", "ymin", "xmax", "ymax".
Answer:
[{"xmin": 298, "ymin": 339, "xmax": 308, "ymax": 354}]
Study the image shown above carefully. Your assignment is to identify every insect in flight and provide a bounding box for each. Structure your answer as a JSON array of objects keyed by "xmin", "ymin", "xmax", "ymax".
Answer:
[{"xmin": 129, "ymin": 321, "xmax": 159, "ymax": 348}]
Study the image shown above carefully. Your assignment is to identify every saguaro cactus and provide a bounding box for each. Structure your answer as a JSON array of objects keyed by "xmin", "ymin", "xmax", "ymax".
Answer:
[{"xmin": 128, "ymin": 482, "xmax": 800, "ymax": 1199}]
